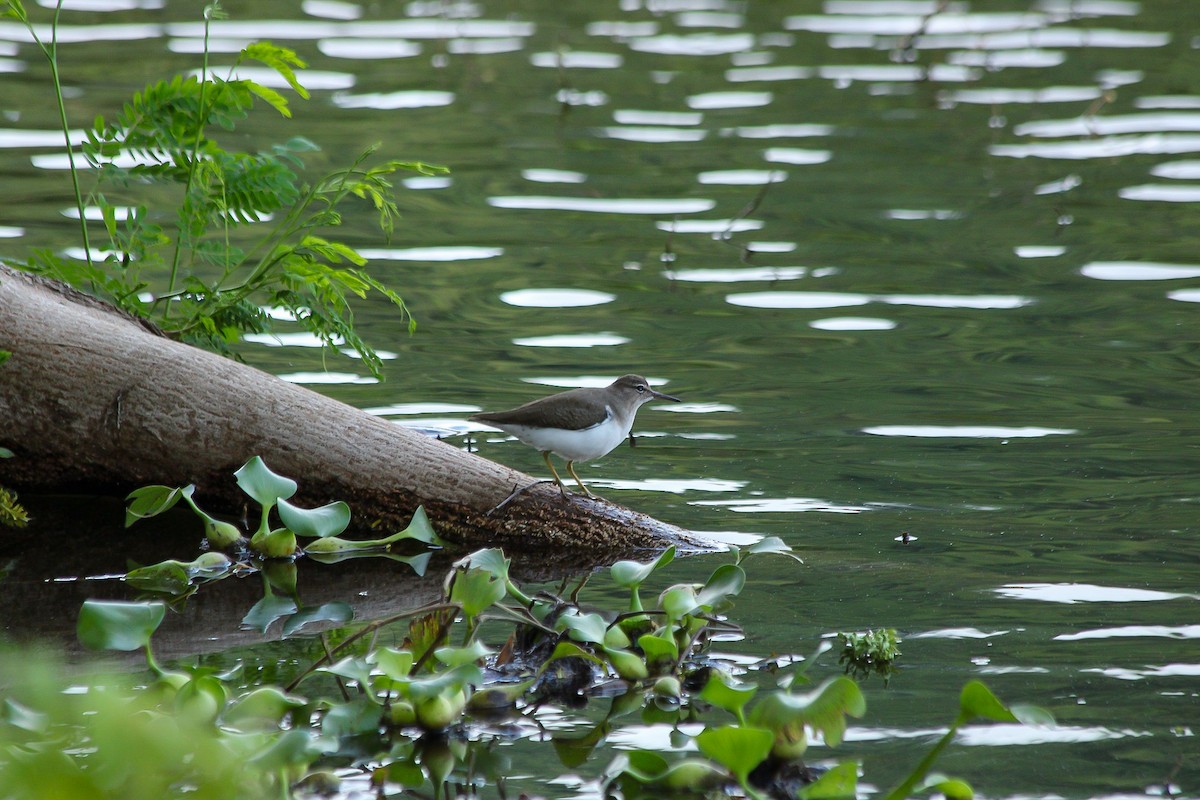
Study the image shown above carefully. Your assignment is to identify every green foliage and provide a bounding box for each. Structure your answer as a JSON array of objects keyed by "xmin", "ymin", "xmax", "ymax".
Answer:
[
  {"xmin": 0, "ymin": 525, "xmax": 1053, "ymax": 800},
  {"xmin": 0, "ymin": 486, "xmax": 28, "ymax": 528},
  {"xmin": 3, "ymin": 1, "xmax": 447, "ymax": 378},
  {"xmin": 837, "ymin": 627, "xmax": 902, "ymax": 684}
]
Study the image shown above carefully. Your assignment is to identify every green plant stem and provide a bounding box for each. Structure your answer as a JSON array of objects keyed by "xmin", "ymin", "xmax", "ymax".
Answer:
[
  {"xmin": 882, "ymin": 718, "xmax": 963, "ymax": 800},
  {"xmin": 167, "ymin": 1, "xmax": 217, "ymax": 302},
  {"xmin": 32, "ymin": 1, "xmax": 95, "ymax": 276}
]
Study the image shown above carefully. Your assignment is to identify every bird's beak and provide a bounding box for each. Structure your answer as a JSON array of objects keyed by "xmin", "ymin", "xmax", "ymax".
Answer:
[{"xmin": 651, "ymin": 388, "xmax": 681, "ymax": 403}]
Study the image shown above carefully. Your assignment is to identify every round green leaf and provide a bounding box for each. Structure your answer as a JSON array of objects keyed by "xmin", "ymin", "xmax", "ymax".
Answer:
[
  {"xmin": 696, "ymin": 725, "xmax": 773, "ymax": 781},
  {"xmin": 77, "ymin": 600, "xmax": 165, "ymax": 651},
  {"xmin": 234, "ymin": 456, "xmax": 297, "ymax": 507},
  {"xmin": 277, "ymin": 496, "xmax": 351, "ymax": 538}
]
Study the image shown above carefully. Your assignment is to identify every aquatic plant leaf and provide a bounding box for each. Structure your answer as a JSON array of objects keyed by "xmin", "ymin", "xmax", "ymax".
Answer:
[
  {"xmin": 740, "ymin": 535, "xmax": 803, "ymax": 563},
  {"xmin": 224, "ymin": 686, "xmax": 306, "ymax": 727},
  {"xmin": 234, "ymin": 456, "xmax": 298, "ymax": 507},
  {"xmin": 748, "ymin": 677, "xmax": 866, "ymax": 748},
  {"xmin": 278, "ymin": 497, "xmax": 351, "ymax": 538},
  {"xmin": 125, "ymin": 484, "xmax": 188, "ymax": 526},
  {"xmin": 696, "ymin": 563, "xmax": 746, "ymax": 610},
  {"xmin": 396, "ymin": 505, "xmax": 442, "ymax": 544},
  {"xmin": 282, "ymin": 601, "xmax": 354, "ymax": 637},
  {"xmin": 798, "ymin": 760, "xmax": 860, "ymax": 799},
  {"xmin": 700, "ymin": 669, "xmax": 758, "ymax": 718},
  {"xmin": 374, "ymin": 647, "xmax": 414, "ymax": 680},
  {"xmin": 450, "ymin": 566, "xmax": 506, "ymax": 618},
  {"xmin": 241, "ymin": 592, "xmax": 298, "ymax": 633},
  {"xmin": 638, "ymin": 631, "xmax": 679, "ymax": 667},
  {"xmin": 77, "ymin": 600, "xmax": 165, "ymax": 651},
  {"xmin": 611, "ymin": 546, "xmax": 675, "ymax": 588},
  {"xmin": 695, "ymin": 724, "xmax": 773, "ymax": 782},
  {"xmin": 558, "ymin": 611, "xmax": 609, "ymax": 644},
  {"xmin": 917, "ymin": 773, "xmax": 973, "ymax": 800},
  {"xmin": 125, "ymin": 560, "xmax": 191, "ymax": 594},
  {"xmin": 434, "ymin": 640, "xmax": 492, "ymax": 667},
  {"xmin": 660, "ymin": 584, "xmax": 701, "ymax": 620},
  {"xmin": 958, "ymin": 680, "xmax": 1018, "ymax": 723}
]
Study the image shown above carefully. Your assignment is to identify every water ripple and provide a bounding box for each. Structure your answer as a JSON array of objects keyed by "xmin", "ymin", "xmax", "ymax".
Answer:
[{"xmin": 488, "ymin": 196, "xmax": 715, "ymax": 214}]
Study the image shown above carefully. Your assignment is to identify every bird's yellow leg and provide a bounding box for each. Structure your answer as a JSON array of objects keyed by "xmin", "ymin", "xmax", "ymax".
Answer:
[
  {"xmin": 565, "ymin": 460, "xmax": 595, "ymax": 498},
  {"xmin": 541, "ymin": 451, "xmax": 569, "ymax": 496}
]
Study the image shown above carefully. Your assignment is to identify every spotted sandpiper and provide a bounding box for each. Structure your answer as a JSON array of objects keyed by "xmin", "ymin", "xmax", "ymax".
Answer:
[{"xmin": 470, "ymin": 375, "xmax": 681, "ymax": 498}]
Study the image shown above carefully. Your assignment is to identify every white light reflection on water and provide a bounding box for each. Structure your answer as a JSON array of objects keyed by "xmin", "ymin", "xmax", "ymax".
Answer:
[
  {"xmin": 1167, "ymin": 288, "xmax": 1200, "ymax": 302},
  {"xmin": 626, "ymin": 33, "xmax": 754, "ymax": 56},
  {"xmin": 489, "ymin": 196, "xmax": 715, "ymax": 214},
  {"xmin": 864, "ymin": 426, "xmax": 1074, "ymax": 437},
  {"xmin": 522, "ymin": 169, "xmax": 586, "ymax": 183},
  {"xmin": 589, "ymin": 478, "xmax": 747, "ymax": 495},
  {"xmin": 686, "ymin": 91, "xmax": 773, "ymax": 110},
  {"xmin": 665, "ymin": 266, "xmax": 807, "ymax": 282},
  {"xmin": 908, "ymin": 628, "xmax": 1010, "ymax": 639},
  {"xmin": 1057, "ymin": 624, "xmax": 1200, "ymax": 641},
  {"xmin": 1082, "ymin": 664, "xmax": 1200, "ymax": 681},
  {"xmin": 530, "ymin": 51, "xmax": 621, "ymax": 69},
  {"xmin": 1017, "ymin": 113, "xmax": 1200, "ymax": 137},
  {"xmin": 278, "ymin": 371, "xmax": 377, "ymax": 385},
  {"xmin": 727, "ymin": 292, "xmax": 1033, "ymax": 310},
  {"xmin": 697, "ymin": 169, "xmax": 787, "ymax": 185},
  {"xmin": 332, "ymin": 90, "xmax": 453, "ymax": 109},
  {"xmin": 357, "ymin": 246, "xmax": 502, "ymax": 261},
  {"xmin": 1080, "ymin": 261, "xmax": 1200, "ymax": 280},
  {"xmin": 691, "ymin": 498, "xmax": 871, "ymax": 514},
  {"xmin": 955, "ymin": 724, "xmax": 1147, "ymax": 746},
  {"xmin": 318, "ymin": 39, "xmax": 421, "ymax": 59},
  {"xmin": 994, "ymin": 583, "xmax": 1197, "ymax": 603},
  {"xmin": 511, "ymin": 333, "xmax": 630, "ymax": 348},
  {"xmin": 810, "ymin": 317, "xmax": 897, "ymax": 331},
  {"xmin": 1014, "ymin": 245, "xmax": 1067, "ymax": 257},
  {"xmin": 599, "ymin": 126, "xmax": 708, "ymax": 143},
  {"xmin": 1120, "ymin": 184, "xmax": 1200, "ymax": 202},
  {"xmin": 993, "ymin": 134, "xmax": 1200, "ymax": 159},
  {"xmin": 656, "ymin": 218, "xmax": 764, "ymax": 233},
  {"xmin": 499, "ymin": 289, "xmax": 615, "ymax": 308},
  {"xmin": 363, "ymin": 402, "xmax": 479, "ymax": 416}
]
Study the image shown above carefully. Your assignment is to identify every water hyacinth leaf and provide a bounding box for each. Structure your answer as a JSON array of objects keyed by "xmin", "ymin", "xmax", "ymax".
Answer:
[
  {"xmin": 450, "ymin": 566, "xmax": 506, "ymax": 618},
  {"xmin": 959, "ymin": 680, "xmax": 1018, "ymax": 723},
  {"xmin": 602, "ymin": 646, "xmax": 649, "ymax": 680},
  {"xmin": 277, "ymin": 497, "xmax": 351, "ymax": 538},
  {"xmin": 700, "ymin": 669, "xmax": 758, "ymax": 719},
  {"xmin": 0, "ymin": 447, "xmax": 11, "ymax": 458},
  {"xmin": 250, "ymin": 526, "xmax": 298, "ymax": 558},
  {"xmin": 224, "ymin": 686, "xmax": 307, "ymax": 726},
  {"xmin": 319, "ymin": 655, "xmax": 374, "ymax": 688},
  {"xmin": 281, "ymin": 601, "xmax": 354, "ymax": 637},
  {"xmin": 1010, "ymin": 703, "xmax": 1056, "ymax": 727},
  {"xmin": 241, "ymin": 592, "xmax": 299, "ymax": 633},
  {"xmin": 696, "ymin": 563, "xmax": 746, "ymax": 610},
  {"xmin": 77, "ymin": 600, "xmax": 166, "ymax": 651},
  {"xmin": 696, "ymin": 724, "xmax": 773, "ymax": 783},
  {"xmin": 917, "ymin": 773, "xmax": 973, "ymax": 800},
  {"xmin": 124, "ymin": 484, "xmax": 187, "ymax": 526},
  {"xmin": 558, "ymin": 610, "xmax": 609, "ymax": 644},
  {"xmin": 394, "ymin": 505, "xmax": 442, "ymax": 545},
  {"xmin": 455, "ymin": 548, "xmax": 510, "ymax": 582},
  {"xmin": 435, "ymin": 639, "xmax": 492, "ymax": 667},
  {"xmin": 406, "ymin": 663, "xmax": 481, "ymax": 702},
  {"xmin": 234, "ymin": 456, "xmax": 298, "ymax": 507},
  {"xmin": 374, "ymin": 647, "xmax": 415, "ymax": 679},
  {"xmin": 660, "ymin": 584, "xmax": 701, "ymax": 620},
  {"xmin": 749, "ymin": 677, "xmax": 866, "ymax": 748},
  {"xmin": 611, "ymin": 545, "xmax": 675, "ymax": 588},
  {"xmin": 797, "ymin": 760, "xmax": 860, "ymax": 799},
  {"xmin": 183, "ymin": 551, "xmax": 234, "ymax": 580},
  {"xmin": 638, "ymin": 631, "xmax": 679, "ymax": 666},
  {"xmin": 741, "ymin": 535, "xmax": 803, "ymax": 563},
  {"xmin": 124, "ymin": 560, "xmax": 191, "ymax": 594},
  {"xmin": 544, "ymin": 640, "xmax": 607, "ymax": 670}
]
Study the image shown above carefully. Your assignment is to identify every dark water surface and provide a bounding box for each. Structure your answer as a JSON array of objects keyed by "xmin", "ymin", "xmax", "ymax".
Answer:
[{"xmin": 2, "ymin": 1, "xmax": 1198, "ymax": 797}]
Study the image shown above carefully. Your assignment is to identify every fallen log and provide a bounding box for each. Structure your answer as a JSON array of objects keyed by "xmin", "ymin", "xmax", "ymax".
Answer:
[{"xmin": 0, "ymin": 264, "xmax": 707, "ymax": 558}]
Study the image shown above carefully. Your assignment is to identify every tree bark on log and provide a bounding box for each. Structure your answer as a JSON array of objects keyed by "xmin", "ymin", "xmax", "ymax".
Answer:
[{"xmin": 0, "ymin": 264, "xmax": 707, "ymax": 558}]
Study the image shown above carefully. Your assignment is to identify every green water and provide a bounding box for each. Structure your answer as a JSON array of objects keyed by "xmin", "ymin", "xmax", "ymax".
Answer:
[{"xmin": 2, "ymin": 0, "xmax": 1199, "ymax": 797}]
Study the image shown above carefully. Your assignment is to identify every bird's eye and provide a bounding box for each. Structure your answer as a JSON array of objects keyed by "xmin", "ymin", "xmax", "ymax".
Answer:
[{"xmin": 636, "ymin": 384, "xmax": 646, "ymax": 393}]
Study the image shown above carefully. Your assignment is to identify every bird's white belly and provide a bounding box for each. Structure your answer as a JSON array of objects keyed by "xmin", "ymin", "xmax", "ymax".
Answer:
[{"xmin": 494, "ymin": 415, "xmax": 628, "ymax": 462}]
